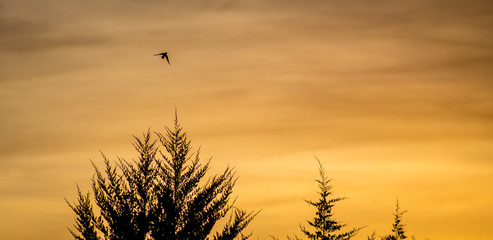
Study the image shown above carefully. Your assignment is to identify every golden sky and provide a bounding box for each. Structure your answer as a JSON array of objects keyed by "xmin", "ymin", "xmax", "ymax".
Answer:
[{"xmin": 1, "ymin": 0, "xmax": 492, "ymax": 239}]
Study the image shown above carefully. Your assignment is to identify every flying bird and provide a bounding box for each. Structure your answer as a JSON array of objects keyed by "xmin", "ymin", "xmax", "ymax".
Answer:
[{"xmin": 154, "ymin": 52, "xmax": 170, "ymax": 64}]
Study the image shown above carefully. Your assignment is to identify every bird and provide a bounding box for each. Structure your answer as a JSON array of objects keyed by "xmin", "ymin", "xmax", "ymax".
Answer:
[{"xmin": 154, "ymin": 52, "xmax": 170, "ymax": 64}]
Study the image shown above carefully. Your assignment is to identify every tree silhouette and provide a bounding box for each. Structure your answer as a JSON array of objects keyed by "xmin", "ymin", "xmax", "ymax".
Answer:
[
  {"xmin": 381, "ymin": 199, "xmax": 408, "ymax": 240},
  {"xmin": 300, "ymin": 158, "xmax": 362, "ymax": 240},
  {"xmin": 67, "ymin": 115, "xmax": 257, "ymax": 240},
  {"xmin": 367, "ymin": 232, "xmax": 377, "ymax": 240},
  {"xmin": 66, "ymin": 185, "xmax": 102, "ymax": 240}
]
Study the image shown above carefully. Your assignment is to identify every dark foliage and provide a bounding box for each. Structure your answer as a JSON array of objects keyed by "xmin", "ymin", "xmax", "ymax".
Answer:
[
  {"xmin": 300, "ymin": 158, "xmax": 362, "ymax": 240},
  {"xmin": 67, "ymin": 115, "xmax": 257, "ymax": 240},
  {"xmin": 66, "ymin": 185, "xmax": 102, "ymax": 240},
  {"xmin": 381, "ymin": 200, "xmax": 408, "ymax": 240}
]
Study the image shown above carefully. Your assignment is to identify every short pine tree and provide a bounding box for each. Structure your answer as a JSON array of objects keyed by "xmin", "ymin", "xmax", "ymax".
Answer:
[
  {"xmin": 382, "ymin": 199, "xmax": 408, "ymax": 240},
  {"xmin": 300, "ymin": 158, "xmax": 361, "ymax": 240},
  {"xmin": 367, "ymin": 232, "xmax": 377, "ymax": 240},
  {"xmin": 67, "ymin": 115, "xmax": 257, "ymax": 240}
]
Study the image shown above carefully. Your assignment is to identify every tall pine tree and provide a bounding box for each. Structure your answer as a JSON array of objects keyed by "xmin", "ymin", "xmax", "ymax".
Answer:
[
  {"xmin": 66, "ymin": 185, "xmax": 102, "ymax": 240},
  {"xmin": 300, "ymin": 158, "xmax": 361, "ymax": 240},
  {"xmin": 67, "ymin": 114, "xmax": 257, "ymax": 240}
]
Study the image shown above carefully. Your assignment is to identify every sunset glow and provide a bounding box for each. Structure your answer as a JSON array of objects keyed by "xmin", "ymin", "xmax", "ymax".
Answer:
[{"xmin": 1, "ymin": 1, "xmax": 492, "ymax": 239}]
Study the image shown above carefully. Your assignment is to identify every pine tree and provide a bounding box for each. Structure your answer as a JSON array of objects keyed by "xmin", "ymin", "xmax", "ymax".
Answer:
[
  {"xmin": 66, "ymin": 186, "xmax": 102, "ymax": 240},
  {"xmin": 382, "ymin": 199, "xmax": 408, "ymax": 240},
  {"xmin": 67, "ymin": 114, "xmax": 257, "ymax": 240},
  {"xmin": 367, "ymin": 232, "xmax": 377, "ymax": 240},
  {"xmin": 300, "ymin": 158, "xmax": 361, "ymax": 240}
]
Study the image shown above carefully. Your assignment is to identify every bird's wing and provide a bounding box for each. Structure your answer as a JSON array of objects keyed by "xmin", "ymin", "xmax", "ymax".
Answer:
[{"xmin": 165, "ymin": 55, "xmax": 170, "ymax": 64}]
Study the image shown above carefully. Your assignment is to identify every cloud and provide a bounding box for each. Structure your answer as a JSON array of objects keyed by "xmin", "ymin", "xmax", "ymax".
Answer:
[{"xmin": 0, "ymin": 16, "xmax": 109, "ymax": 53}]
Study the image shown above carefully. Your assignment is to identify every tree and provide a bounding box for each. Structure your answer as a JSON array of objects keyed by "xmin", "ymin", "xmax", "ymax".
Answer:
[
  {"xmin": 367, "ymin": 232, "xmax": 377, "ymax": 240},
  {"xmin": 300, "ymin": 158, "xmax": 362, "ymax": 240},
  {"xmin": 381, "ymin": 199, "xmax": 408, "ymax": 240},
  {"xmin": 67, "ymin": 115, "xmax": 257, "ymax": 240},
  {"xmin": 66, "ymin": 185, "xmax": 103, "ymax": 240}
]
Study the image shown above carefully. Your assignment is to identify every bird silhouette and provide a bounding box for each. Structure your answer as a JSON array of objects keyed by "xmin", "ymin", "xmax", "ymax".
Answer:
[{"xmin": 154, "ymin": 52, "xmax": 170, "ymax": 64}]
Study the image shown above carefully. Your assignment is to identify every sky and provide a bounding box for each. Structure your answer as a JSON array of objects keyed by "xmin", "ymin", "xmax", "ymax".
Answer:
[{"xmin": 1, "ymin": 0, "xmax": 492, "ymax": 239}]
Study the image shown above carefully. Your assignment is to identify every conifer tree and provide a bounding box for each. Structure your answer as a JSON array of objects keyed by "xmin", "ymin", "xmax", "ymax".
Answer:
[
  {"xmin": 300, "ymin": 158, "xmax": 361, "ymax": 240},
  {"xmin": 382, "ymin": 200, "xmax": 408, "ymax": 240},
  {"xmin": 367, "ymin": 232, "xmax": 377, "ymax": 240},
  {"xmin": 67, "ymin": 115, "xmax": 257, "ymax": 240},
  {"xmin": 66, "ymin": 186, "xmax": 102, "ymax": 240}
]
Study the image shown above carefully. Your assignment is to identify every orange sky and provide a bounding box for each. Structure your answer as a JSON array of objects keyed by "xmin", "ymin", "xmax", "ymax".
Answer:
[{"xmin": 1, "ymin": 0, "xmax": 492, "ymax": 239}]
